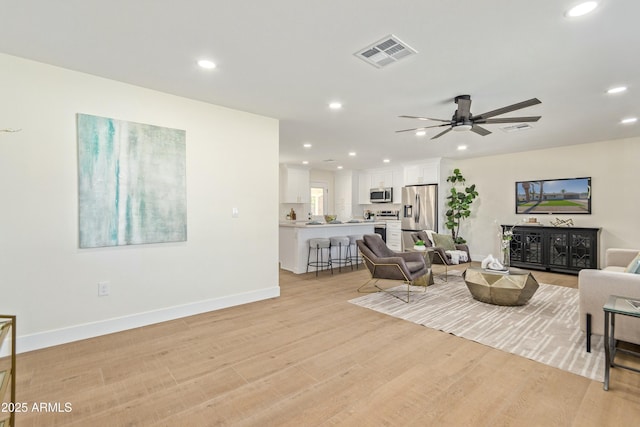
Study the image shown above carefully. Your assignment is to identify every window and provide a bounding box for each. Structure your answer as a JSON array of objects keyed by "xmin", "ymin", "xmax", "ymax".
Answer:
[
  {"xmin": 310, "ymin": 182, "xmax": 328, "ymax": 216},
  {"xmin": 310, "ymin": 187, "xmax": 324, "ymax": 215}
]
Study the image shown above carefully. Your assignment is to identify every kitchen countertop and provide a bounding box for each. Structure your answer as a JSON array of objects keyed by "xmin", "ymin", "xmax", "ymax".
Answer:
[
  {"xmin": 279, "ymin": 221, "xmax": 383, "ymax": 228},
  {"xmin": 279, "ymin": 221, "xmax": 380, "ymax": 274}
]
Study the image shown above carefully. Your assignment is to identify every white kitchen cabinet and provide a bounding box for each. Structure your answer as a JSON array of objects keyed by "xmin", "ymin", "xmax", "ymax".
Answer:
[
  {"xmin": 403, "ymin": 159, "xmax": 440, "ymax": 185},
  {"xmin": 357, "ymin": 172, "xmax": 372, "ymax": 204},
  {"xmin": 371, "ymin": 171, "xmax": 393, "ymax": 188},
  {"xmin": 359, "ymin": 168, "xmax": 403, "ymax": 204},
  {"xmin": 334, "ymin": 171, "xmax": 354, "ymax": 220},
  {"xmin": 392, "ymin": 169, "xmax": 403, "ymax": 203},
  {"xmin": 280, "ymin": 166, "xmax": 310, "ymax": 203},
  {"xmin": 386, "ymin": 220, "xmax": 402, "ymax": 251}
]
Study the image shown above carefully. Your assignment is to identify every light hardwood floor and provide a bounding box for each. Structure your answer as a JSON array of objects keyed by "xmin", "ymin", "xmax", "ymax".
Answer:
[{"xmin": 14, "ymin": 264, "xmax": 640, "ymax": 426}]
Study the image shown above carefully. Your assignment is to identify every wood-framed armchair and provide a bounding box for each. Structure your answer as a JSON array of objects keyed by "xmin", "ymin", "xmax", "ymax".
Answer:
[{"xmin": 356, "ymin": 234, "xmax": 428, "ymax": 303}]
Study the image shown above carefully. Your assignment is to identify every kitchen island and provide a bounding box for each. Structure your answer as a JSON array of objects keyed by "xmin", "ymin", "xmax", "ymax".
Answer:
[{"xmin": 279, "ymin": 221, "xmax": 379, "ymax": 274}]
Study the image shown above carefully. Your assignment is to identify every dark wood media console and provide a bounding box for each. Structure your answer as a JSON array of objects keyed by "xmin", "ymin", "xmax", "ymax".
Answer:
[{"xmin": 502, "ymin": 225, "xmax": 600, "ymax": 275}]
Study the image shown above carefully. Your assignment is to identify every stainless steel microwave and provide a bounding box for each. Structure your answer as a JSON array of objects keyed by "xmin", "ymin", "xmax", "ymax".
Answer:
[{"xmin": 370, "ymin": 187, "xmax": 393, "ymax": 203}]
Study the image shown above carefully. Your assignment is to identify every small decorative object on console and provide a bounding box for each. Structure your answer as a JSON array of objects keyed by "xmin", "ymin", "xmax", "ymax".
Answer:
[{"xmin": 550, "ymin": 218, "xmax": 574, "ymax": 227}]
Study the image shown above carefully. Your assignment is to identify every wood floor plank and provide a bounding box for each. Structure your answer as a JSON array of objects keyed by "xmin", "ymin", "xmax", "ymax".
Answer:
[{"xmin": 13, "ymin": 264, "xmax": 640, "ymax": 426}]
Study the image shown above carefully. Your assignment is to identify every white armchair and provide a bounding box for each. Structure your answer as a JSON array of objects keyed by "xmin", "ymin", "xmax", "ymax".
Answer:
[{"xmin": 578, "ymin": 248, "xmax": 640, "ymax": 352}]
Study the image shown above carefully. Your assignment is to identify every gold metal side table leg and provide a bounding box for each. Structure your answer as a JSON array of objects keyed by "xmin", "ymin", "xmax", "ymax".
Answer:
[{"xmin": 429, "ymin": 250, "xmax": 448, "ymax": 282}]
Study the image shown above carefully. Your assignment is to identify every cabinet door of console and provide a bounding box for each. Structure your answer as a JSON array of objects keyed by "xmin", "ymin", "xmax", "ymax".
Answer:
[
  {"xmin": 509, "ymin": 228, "xmax": 543, "ymax": 267},
  {"xmin": 547, "ymin": 230, "xmax": 569, "ymax": 269},
  {"xmin": 568, "ymin": 230, "xmax": 596, "ymax": 269}
]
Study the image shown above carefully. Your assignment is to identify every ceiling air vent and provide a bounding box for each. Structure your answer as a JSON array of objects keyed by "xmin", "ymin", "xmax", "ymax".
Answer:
[
  {"xmin": 355, "ymin": 34, "xmax": 417, "ymax": 68},
  {"xmin": 500, "ymin": 123, "xmax": 533, "ymax": 133}
]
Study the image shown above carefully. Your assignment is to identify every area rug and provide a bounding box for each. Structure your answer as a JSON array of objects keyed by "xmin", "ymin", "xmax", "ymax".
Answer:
[{"xmin": 349, "ymin": 272, "xmax": 604, "ymax": 382}]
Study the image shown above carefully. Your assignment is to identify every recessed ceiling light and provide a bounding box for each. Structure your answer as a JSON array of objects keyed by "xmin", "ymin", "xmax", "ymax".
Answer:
[
  {"xmin": 621, "ymin": 117, "xmax": 638, "ymax": 124},
  {"xmin": 197, "ymin": 59, "xmax": 217, "ymax": 69},
  {"xmin": 329, "ymin": 102, "xmax": 343, "ymax": 110},
  {"xmin": 415, "ymin": 130, "xmax": 426, "ymax": 136},
  {"xmin": 302, "ymin": 160, "xmax": 309, "ymax": 165},
  {"xmin": 565, "ymin": 1, "xmax": 598, "ymax": 18},
  {"xmin": 383, "ymin": 159, "xmax": 390, "ymax": 163},
  {"xmin": 607, "ymin": 86, "xmax": 627, "ymax": 94},
  {"xmin": 348, "ymin": 152, "xmax": 356, "ymax": 156},
  {"xmin": 337, "ymin": 166, "xmax": 343, "ymax": 170},
  {"xmin": 457, "ymin": 145, "xmax": 468, "ymax": 151},
  {"xmin": 303, "ymin": 143, "xmax": 312, "ymax": 148}
]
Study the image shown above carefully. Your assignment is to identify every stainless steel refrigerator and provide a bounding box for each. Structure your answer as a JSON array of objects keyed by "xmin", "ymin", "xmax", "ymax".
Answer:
[{"xmin": 401, "ymin": 184, "xmax": 438, "ymax": 250}]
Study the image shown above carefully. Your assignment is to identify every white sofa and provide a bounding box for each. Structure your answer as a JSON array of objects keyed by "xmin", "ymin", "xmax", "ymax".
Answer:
[{"xmin": 578, "ymin": 248, "xmax": 640, "ymax": 352}]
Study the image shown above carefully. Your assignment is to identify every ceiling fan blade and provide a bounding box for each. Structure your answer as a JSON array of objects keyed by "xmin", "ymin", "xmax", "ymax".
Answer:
[
  {"xmin": 477, "ymin": 116, "xmax": 541, "ymax": 124},
  {"xmin": 431, "ymin": 127, "xmax": 452, "ymax": 140},
  {"xmin": 473, "ymin": 98, "xmax": 541, "ymax": 120},
  {"xmin": 395, "ymin": 123, "xmax": 449, "ymax": 133},
  {"xmin": 398, "ymin": 115, "xmax": 450, "ymax": 123},
  {"xmin": 470, "ymin": 124, "xmax": 491, "ymax": 136}
]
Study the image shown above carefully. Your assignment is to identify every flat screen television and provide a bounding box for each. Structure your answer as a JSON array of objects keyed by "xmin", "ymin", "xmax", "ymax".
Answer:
[{"xmin": 515, "ymin": 177, "xmax": 591, "ymax": 215}]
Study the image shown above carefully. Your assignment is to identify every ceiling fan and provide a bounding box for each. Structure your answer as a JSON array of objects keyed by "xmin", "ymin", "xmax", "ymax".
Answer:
[{"xmin": 396, "ymin": 95, "xmax": 541, "ymax": 139}]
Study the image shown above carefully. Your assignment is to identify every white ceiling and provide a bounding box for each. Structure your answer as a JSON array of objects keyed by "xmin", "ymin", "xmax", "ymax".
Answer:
[{"xmin": 1, "ymin": 1, "xmax": 639, "ymax": 171}]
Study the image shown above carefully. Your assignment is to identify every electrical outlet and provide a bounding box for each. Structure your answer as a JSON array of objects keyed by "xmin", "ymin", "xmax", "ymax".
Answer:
[{"xmin": 98, "ymin": 281, "xmax": 110, "ymax": 296}]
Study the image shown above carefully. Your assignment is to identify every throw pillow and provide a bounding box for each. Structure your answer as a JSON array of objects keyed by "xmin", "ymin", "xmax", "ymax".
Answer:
[
  {"xmin": 432, "ymin": 233, "xmax": 456, "ymax": 251},
  {"xmin": 624, "ymin": 253, "xmax": 640, "ymax": 274},
  {"xmin": 416, "ymin": 231, "xmax": 432, "ymax": 247},
  {"xmin": 424, "ymin": 230, "xmax": 436, "ymax": 246}
]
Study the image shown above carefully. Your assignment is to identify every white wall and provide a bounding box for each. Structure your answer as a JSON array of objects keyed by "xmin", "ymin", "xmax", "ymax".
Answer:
[
  {"xmin": 442, "ymin": 137, "xmax": 640, "ymax": 266},
  {"xmin": 0, "ymin": 53, "xmax": 279, "ymax": 352}
]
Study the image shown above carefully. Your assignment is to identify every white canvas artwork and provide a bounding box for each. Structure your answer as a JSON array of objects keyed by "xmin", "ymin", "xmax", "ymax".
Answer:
[{"xmin": 77, "ymin": 114, "xmax": 187, "ymax": 248}]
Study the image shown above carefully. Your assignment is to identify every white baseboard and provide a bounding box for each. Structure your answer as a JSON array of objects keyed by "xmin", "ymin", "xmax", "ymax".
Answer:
[{"xmin": 13, "ymin": 286, "xmax": 280, "ymax": 355}]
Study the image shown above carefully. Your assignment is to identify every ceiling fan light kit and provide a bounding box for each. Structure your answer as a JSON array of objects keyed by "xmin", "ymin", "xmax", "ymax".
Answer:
[
  {"xmin": 397, "ymin": 95, "xmax": 542, "ymax": 140},
  {"xmin": 453, "ymin": 124, "xmax": 472, "ymax": 132}
]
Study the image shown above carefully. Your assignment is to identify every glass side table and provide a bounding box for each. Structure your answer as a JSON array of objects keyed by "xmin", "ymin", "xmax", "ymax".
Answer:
[{"xmin": 603, "ymin": 295, "xmax": 640, "ymax": 391}]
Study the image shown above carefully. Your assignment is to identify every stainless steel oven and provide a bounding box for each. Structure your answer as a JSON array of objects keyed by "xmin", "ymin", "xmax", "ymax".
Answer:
[
  {"xmin": 373, "ymin": 210, "xmax": 399, "ymax": 243},
  {"xmin": 374, "ymin": 224, "xmax": 386, "ymax": 242}
]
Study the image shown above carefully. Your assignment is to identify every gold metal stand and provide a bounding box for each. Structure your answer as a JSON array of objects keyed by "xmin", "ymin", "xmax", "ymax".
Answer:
[{"xmin": 357, "ymin": 253, "xmax": 427, "ymax": 303}]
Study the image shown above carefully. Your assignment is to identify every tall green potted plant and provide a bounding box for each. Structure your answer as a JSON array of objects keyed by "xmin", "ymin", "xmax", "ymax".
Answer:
[{"xmin": 445, "ymin": 168, "xmax": 479, "ymax": 244}]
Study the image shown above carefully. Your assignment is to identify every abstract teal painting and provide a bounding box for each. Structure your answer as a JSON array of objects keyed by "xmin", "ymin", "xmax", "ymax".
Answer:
[{"xmin": 77, "ymin": 114, "xmax": 187, "ymax": 248}]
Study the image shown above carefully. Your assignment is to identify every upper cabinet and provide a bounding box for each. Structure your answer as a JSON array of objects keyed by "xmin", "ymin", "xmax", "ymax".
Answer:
[
  {"xmin": 370, "ymin": 171, "xmax": 393, "ymax": 188},
  {"xmin": 357, "ymin": 172, "xmax": 372, "ymax": 204},
  {"xmin": 280, "ymin": 165, "xmax": 310, "ymax": 203},
  {"xmin": 354, "ymin": 159, "xmax": 443, "ymax": 205},
  {"xmin": 334, "ymin": 171, "xmax": 356, "ymax": 221},
  {"xmin": 403, "ymin": 159, "xmax": 440, "ymax": 186},
  {"xmin": 358, "ymin": 168, "xmax": 403, "ymax": 204}
]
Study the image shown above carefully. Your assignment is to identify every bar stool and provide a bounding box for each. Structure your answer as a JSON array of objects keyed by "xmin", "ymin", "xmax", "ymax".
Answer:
[
  {"xmin": 348, "ymin": 234, "xmax": 363, "ymax": 269},
  {"xmin": 330, "ymin": 236, "xmax": 353, "ymax": 272},
  {"xmin": 306, "ymin": 238, "xmax": 333, "ymax": 276}
]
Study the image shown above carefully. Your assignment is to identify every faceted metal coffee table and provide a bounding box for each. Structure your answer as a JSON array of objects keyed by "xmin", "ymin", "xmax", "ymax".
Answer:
[{"xmin": 463, "ymin": 267, "xmax": 539, "ymax": 306}]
